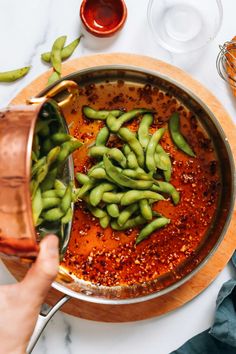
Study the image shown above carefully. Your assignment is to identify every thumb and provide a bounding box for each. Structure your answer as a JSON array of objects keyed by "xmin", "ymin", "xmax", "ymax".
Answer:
[{"xmin": 21, "ymin": 234, "xmax": 59, "ymax": 304}]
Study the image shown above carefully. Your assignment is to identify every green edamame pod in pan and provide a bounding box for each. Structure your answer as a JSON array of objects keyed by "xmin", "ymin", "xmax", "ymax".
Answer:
[
  {"xmin": 106, "ymin": 109, "xmax": 153, "ymax": 133},
  {"xmin": 138, "ymin": 113, "xmax": 153, "ymax": 149},
  {"xmin": 100, "ymin": 215, "xmax": 111, "ymax": 228},
  {"xmin": 136, "ymin": 217, "xmax": 170, "ymax": 244},
  {"xmin": 146, "ymin": 128, "xmax": 166, "ymax": 172},
  {"xmin": 120, "ymin": 190, "xmax": 165, "ymax": 206},
  {"xmin": 117, "ymin": 203, "xmax": 139, "ymax": 226},
  {"xmin": 102, "ymin": 192, "xmax": 124, "ymax": 204},
  {"xmin": 103, "ymin": 156, "xmax": 153, "ymax": 190},
  {"xmin": 169, "ymin": 112, "xmax": 195, "ymax": 157},
  {"xmin": 106, "ymin": 204, "xmax": 119, "ymax": 218},
  {"xmin": 95, "ymin": 126, "xmax": 110, "ymax": 146},
  {"xmin": 83, "ymin": 106, "xmax": 122, "ymax": 120},
  {"xmin": 76, "ymin": 172, "xmax": 90, "ymax": 185},
  {"xmin": 88, "ymin": 206, "xmax": 107, "ymax": 219},
  {"xmin": 111, "ymin": 215, "xmax": 146, "ymax": 231},
  {"xmin": 118, "ymin": 127, "xmax": 145, "ymax": 168},
  {"xmin": 151, "ymin": 181, "xmax": 180, "ymax": 205},
  {"xmin": 89, "ymin": 182, "xmax": 115, "ymax": 207},
  {"xmin": 139, "ymin": 199, "xmax": 153, "ymax": 220}
]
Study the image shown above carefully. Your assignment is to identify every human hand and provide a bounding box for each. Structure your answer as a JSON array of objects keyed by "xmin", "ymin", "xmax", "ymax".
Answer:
[{"xmin": 0, "ymin": 235, "xmax": 59, "ymax": 354}]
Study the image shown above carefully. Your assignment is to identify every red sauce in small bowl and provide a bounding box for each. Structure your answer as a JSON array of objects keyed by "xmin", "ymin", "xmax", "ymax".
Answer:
[{"xmin": 80, "ymin": 0, "xmax": 127, "ymax": 37}]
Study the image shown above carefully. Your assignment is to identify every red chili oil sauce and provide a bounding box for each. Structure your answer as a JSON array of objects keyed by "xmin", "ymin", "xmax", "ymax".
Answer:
[
  {"xmin": 83, "ymin": 0, "xmax": 124, "ymax": 32},
  {"xmin": 61, "ymin": 81, "xmax": 221, "ymax": 287}
]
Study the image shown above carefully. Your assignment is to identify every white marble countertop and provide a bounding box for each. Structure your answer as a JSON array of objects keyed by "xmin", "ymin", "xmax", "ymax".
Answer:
[{"xmin": 0, "ymin": 0, "xmax": 235, "ymax": 353}]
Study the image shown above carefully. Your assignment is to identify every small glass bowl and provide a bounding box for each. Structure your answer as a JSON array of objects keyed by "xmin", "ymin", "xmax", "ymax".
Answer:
[{"xmin": 147, "ymin": 0, "xmax": 223, "ymax": 54}]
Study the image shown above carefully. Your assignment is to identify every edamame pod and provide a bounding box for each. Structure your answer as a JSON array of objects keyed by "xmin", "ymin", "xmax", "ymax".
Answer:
[
  {"xmin": 146, "ymin": 128, "xmax": 166, "ymax": 172},
  {"xmin": 138, "ymin": 113, "xmax": 153, "ymax": 149},
  {"xmin": 42, "ymin": 197, "xmax": 61, "ymax": 210},
  {"xmin": 40, "ymin": 168, "xmax": 58, "ymax": 191},
  {"xmin": 89, "ymin": 167, "xmax": 113, "ymax": 182},
  {"xmin": 42, "ymin": 189, "xmax": 65, "ymax": 198},
  {"xmin": 51, "ymin": 133, "xmax": 71, "ymax": 144},
  {"xmin": 83, "ymin": 106, "xmax": 122, "ymax": 120},
  {"xmin": 88, "ymin": 206, "xmax": 107, "ymax": 219},
  {"xmin": 47, "ymin": 71, "xmax": 60, "ymax": 86},
  {"xmin": 47, "ymin": 146, "xmax": 60, "ymax": 166},
  {"xmin": 89, "ymin": 146, "xmax": 126, "ymax": 168},
  {"xmin": 95, "ymin": 126, "xmax": 110, "ymax": 146},
  {"xmin": 111, "ymin": 215, "xmax": 146, "ymax": 231},
  {"xmin": 154, "ymin": 144, "xmax": 169, "ymax": 171},
  {"xmin": 54, "ymin": 179, "xmax": 66, "ymax": 190},
  {"xmin": 51, "ymin": 35, "xmax": 67, "ymax": 74},
  {"xmin": 56, "ymin": 139, "xmax": 82, "ymax": 164},
  {"xmin": 122, "ymin": 169, "xmax": 153, "ymax": 181},
  {"xmin": 41, "ymin": 36, "xmax": 83, "ymax": 62},
  {"xmin": 169, "ymin": 113, "xmax": 195, "ymax": 157},
  {"xmin": 121, "ymin": 190, "xmax": 165, "ymax": 206},
  {"xmin": 0, "ymin": 66, "xmax": 30, "ymax": 82},
  {"xmin": 118, "ymin": 127, "xmax": 145, "ymax": 168},
  {"xmin": 61, "ymin": 183, "xmax": 72, "ymax": 212},
  {"xmin": 107, "ymin": 204, "xmax": 119, "ymax": 218},
  {"xmin": 61, "ymin": 207, "xmax": 73, "ymax": 224},
  {"xmin": 106, "ymin": 109, "xmax": 152, "ymax": 133},
  {"xmin": 100, "ymin": 215, "xmax": 111, "ymax": 228},
  {"xmin": 102, "ymin": 192, "xmax": 124, "ymax": 204},
  {"xmin": 103, "ymin": 156, "xmax": 153, "ymax": 190},
  {"xmin": 122, "ymin": 144, "xmax": 131, "ymax": 156},
  {"xmin": 76, "ymin": 172, "xmax": 90, "ymax": 185},
  {"xmin": 31, "ymin": 157, "xmax": 47, "ymax": 178},
  {"xmin": 151, "ymin": 181, "xmax": 180, "ymax": 205},
  {"xmin": 89, "ymin": 182, "xmax": 116, "ymax": 206},
  {"xmin": 136, "ymin": 217, "xmax": 170, "ymax": 244},
  {"xmin": 139, "ymin": 199, "xmax": 153, "ymax": 220},
  {"xmin": 117, "ymin": 203, "xmax": 139, "ymax": 226},
  {"xmin": 127, "ymin": 151, "xmax": 139, "ymax": 169},
  {"xmin": 76, "ymin": 180, "xmax": 96, "ymax": 199},
  {"xmin": 43, "ymin": 207, "xmax": 65, "ymax": 221},
  {"xmin": 32, "ymin": 188, "xmax": 43, "ymax": 225}
]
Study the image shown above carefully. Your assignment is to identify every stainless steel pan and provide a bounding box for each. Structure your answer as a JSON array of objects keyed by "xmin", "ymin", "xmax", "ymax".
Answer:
[{"xmin": 21, "ymin": 65, "xmax": 235, "ymax": 353}]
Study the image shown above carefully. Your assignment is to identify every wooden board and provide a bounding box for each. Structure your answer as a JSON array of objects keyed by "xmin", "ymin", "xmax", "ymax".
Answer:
[{"xmin": 3, "ymin": 53, "xmax": 236, "ymax": 322}]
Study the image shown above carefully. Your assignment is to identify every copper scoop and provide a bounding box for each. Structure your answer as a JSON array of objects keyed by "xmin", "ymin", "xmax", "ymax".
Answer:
[{"xmin": 0, "ymin": 80, "xmax": 78, "ymax": 259}]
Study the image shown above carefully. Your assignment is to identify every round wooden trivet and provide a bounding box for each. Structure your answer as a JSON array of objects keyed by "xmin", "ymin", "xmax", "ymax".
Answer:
[{"xmin": 3, "ymin": 53, "xmax": 236, "ymax": 322}]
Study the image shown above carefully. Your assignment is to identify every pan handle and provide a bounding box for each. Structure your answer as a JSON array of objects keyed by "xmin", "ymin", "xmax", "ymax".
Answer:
[{"xmin": 27, "ymin": 295, "xmax": 70, "ymax": 354}]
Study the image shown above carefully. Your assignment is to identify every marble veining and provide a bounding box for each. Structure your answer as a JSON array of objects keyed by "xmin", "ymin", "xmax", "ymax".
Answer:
[{"xmin": 0, "ymin": 0, "xmax": 236, "ymax": 353}]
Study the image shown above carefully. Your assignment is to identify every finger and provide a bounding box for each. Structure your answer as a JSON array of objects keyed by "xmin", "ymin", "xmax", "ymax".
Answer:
[{"xmin": 21, "ymin": 235, "xmax": 59, "ymax": 304}]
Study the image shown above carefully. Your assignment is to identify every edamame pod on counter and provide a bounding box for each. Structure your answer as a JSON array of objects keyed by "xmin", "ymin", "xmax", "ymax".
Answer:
[
  {"xmin": 0, "ymin": 66, "xmax": 30, "ymax": 82},
  {"xmin": 51, "ymin": 35, "xmax": 67, "ymax": 75},
  {"xmin": 41, "ymin": 36, "xmax": 83, "ymax": 63}
]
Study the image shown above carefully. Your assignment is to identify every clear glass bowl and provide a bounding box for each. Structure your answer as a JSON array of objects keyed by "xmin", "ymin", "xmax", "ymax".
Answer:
[{"xmin": 147, "ymin": 0, "xmax": 223, "ymax": 54}]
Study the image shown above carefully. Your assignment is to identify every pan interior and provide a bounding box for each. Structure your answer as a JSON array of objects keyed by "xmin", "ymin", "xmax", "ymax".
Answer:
[{"xmin": 40, "ymin": 67, "xmax": 234, "ymax": 303}]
